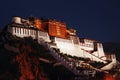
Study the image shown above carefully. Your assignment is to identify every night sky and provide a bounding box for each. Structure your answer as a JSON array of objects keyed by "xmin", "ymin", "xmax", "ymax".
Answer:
[{"xmin": 0, "ymin": 0, "xmax": 120, "ymax": 43}]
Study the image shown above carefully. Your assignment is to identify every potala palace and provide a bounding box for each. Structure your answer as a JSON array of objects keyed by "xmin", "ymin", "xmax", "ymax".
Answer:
[{"xmin": 7, "ymin": 16, "xmax": 117, "ymax": 76}]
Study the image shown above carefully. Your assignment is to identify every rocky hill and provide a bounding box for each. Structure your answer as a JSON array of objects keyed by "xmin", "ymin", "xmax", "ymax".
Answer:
[
  {"xmin": 0, "ymin": 28, "xmax": 76, "ymax": 80},
  {"xmin": 0, "ymin": 27, "xmax": 120, "ymax": 80}
]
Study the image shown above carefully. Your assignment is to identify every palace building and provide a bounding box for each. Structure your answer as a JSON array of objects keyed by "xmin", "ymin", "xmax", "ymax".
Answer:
[{"xmin": 7, "ymin": 16, "xmax": 117, "ymax": 76}]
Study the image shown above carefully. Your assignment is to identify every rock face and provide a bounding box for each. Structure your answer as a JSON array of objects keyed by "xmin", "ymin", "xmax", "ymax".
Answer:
[
  {"xmin": 16, "ymin": 43, "xmax": 48, "ymax": 80},
  {"xmin": 0, "ymin": 30, "xmax": 50, "ymax": 80}
]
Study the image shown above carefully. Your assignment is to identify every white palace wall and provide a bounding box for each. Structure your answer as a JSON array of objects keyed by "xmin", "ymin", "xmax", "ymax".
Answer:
[{"xmin": 8, "ymin": 26, "xmax": 106, "ymax": 62}]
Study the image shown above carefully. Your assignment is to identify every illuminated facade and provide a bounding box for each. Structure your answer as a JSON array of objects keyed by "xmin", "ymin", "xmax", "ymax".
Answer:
[
  {"xmin": 48, "ymin": 20, "xmax": 66, "ymax": 38},
  {"xmin": 7, "ymin": 16, "xmax": 117, "ymax": 72}
]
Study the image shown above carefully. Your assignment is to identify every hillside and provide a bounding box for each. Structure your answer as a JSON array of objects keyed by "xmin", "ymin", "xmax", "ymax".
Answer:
[
  {"xmin": 0, "ymin": 27, "xmax": 120, "ymax": 80},
  {"xmin": 0, "ymin": 29, "xmax": 76, "ymax": 80}
]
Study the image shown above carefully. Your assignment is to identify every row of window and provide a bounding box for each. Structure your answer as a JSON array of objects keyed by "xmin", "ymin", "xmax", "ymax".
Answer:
[
  {"xmin": 80, "ymin": 43, "xmax": 94, "ymax": 48},
  {"xmin": 13, "ymin": 27, "xmax": 48, "ymax": 37},
  {"xmin": 14, "ymin": 27, "xmax": 36, "ymax": 35}
]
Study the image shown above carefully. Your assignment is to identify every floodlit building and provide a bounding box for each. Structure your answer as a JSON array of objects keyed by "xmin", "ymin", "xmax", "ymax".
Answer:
[{"xmin": 7, "ymin": 16, "xmax": 117, "ymax": 76}]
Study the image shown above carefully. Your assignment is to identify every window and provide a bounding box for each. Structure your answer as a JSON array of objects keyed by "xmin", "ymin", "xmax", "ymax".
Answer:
[
  {"xmin": 23, "ymin": 29, "xmax": 24, "ymax": 34},
  {"xmin": 17, "ymin": 28, "xmax": 19, "ymax": 33},
  {"xmin": 14, "ymin": 27, "xmax": 16, "ymax": 33},
  {"xmin": 31, "ymin": 30, "xmax": 33, "ymax": 35},
  {"xmin": 28, "ymin": 30, "xmax": 29, "ymax": 35},
  {"xmin": 99, "ymin": 43, "xmax": 102, "ymax": 48},
  {"xmin": 20, "ymin": 28, "xmax": 21, "ymax": 34},
  {"xmin": 25, "ymin": 29, "xmax": 26, "ymax": 34}
]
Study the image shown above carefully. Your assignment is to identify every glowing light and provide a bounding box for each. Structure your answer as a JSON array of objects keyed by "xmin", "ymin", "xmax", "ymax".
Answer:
[{"xmin": 104, "ymin": 74, "xmax": 115, "ymax": 80}]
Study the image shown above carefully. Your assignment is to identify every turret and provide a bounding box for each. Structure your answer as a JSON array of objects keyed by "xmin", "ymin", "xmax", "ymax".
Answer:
[{"xmin": 12, "ymin": 16, "xmax": 22, "ymax": 24}]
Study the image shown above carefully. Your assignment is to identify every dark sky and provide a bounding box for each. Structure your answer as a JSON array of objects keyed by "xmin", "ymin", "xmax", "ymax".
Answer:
[{"xmin": 0, "ymin": 0, "xmax": 120, "ymax": 43}]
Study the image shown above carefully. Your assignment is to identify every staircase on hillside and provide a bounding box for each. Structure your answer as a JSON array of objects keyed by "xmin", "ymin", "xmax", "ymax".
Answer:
[
  {"xmin": 39, "ymin": 38, "xmax": 81, "ymax": 75},
  {"xmin": 38, "ymin": 38, "xmax": 101, "ymax": 76}
]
